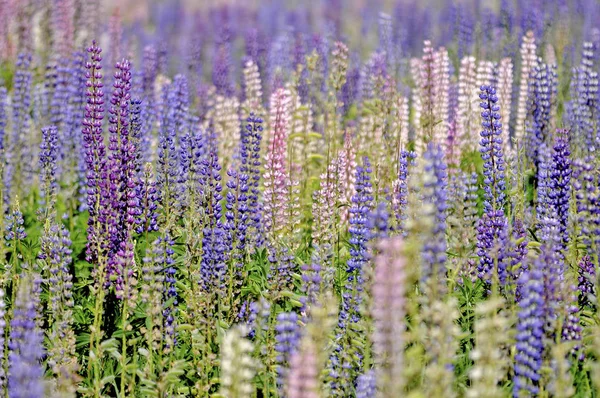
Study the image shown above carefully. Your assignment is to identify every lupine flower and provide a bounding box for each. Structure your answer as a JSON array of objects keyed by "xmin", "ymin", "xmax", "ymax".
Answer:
[
  {"xmin": 526, "ymin": 61, "xmax": 557, "ymax": 165},
  {"xmin": 496, "ymin": 58, "xmax": 513, "ymax": 153},
  {"xmin": 142, "ymin": 45, "xmax": 158, "ymax": 97},
  {"xmin": 219, "ymin": 326, "xmax": 255, "ymax": 398},
  {"xmin": 476, "ymin": 210, "xmax": 509, "ymax": 286},
  {"xmin": 275, "ymin": 312, "xmax": 301, "ymax": 392},
  {"xmin": 372, "ymin": 237, "xmax": 406, "ymax": 395},
  {"xmin": 392, "ymin": 150, "xmax": 417, "ymax": 234},
  {"xmin": 106, "ymin": 59, "xmax": 139, "ymax": 294},
  {"xmin": 514, "ymin": 262, "xmax": 545, "ymax": 397},
  {"xmin": 136, "ymin": 162, "xmax": 159, "ymax": 234},
  {"xmin": 246, "ymin": 298, "xmax": 271, "ymax": 339},
  {"xmin": 286, "ymin": 338, "xmax": 319, "ymax": 398},
  {"xmin": 153, "ymin": 234, "xmax": 177, "ymax": 351},
  {"xmin": 41, "ymin": 224, "xmax": 78, "ymax": 389},
  {"xmin": 213, "ymin": 27, "xmax": 234, "ymax": 96},
  {"xmin": 300, "ymin": 249, "xmax": 325, "ymax": 311},
  {"xmin": 561, "ymin": 286, "xmax": 582, "ymax": 359},
  {"xmin": 242, "ymin": 60, "xmax": 264, "ymax": 113},
  {"xmin": 330, "ymin": 157, "xmax": 373, "ymax": 396},
  {"xmin": 548, "ymin": 130, "xmax": 571, "ymax": 252},
  {"xmin": 572, "ymin": 156, "xmax": 597, "ymax": 253},
  {"xmin": 158, "ymin": 76, "xmax": 189, "ymax": 223},
  {"xmin": 570, "ymin": 42, "xmax": 598, "ymax": 154},
  {"xmin": 420, "ymin": 143, "xmax": 448, "ymax": 292},
  {"xmin": 0, "ymin": 288, "xmax": 6, "ymax": 391},
  {"xmin": 479, "ymin": 85, "xmax": 506, "ymax": 213},
  {"xmin": 467, "ymin": 297, "xmax": 510, "ymax": 398},
  {"xmin": 243, "ymin": 114, "xmax": 264, "ymax": 247},
  {"xmin": 199, "ymin": 152, "xmax": 227, "ymax": 297},
  {"xmin": 82, "ymin": 41, "xmax": 109, "ymax": 264},
  {"xmin": 456, "ymin": 56, "xmax": 478, "ymax": 152},
  {"xmin": 6, "ymin": 53, "xmax": 32, "ymax": 200},
  {"xmin": 8, "ymin": 273, "xmax": 44, "ymax": 398},
  {"xmin": 178, "ymin": 127, "xmax": 205, "ymax": 210},
  {"xmin": 355, "ymin": 370, "xmax": 376, "ymax": 398},
  {"xmin": 432, "ymin": 47, "xmax": 450, "ymax": 149},
  {"xmin": 225, "ymin": 164, "xmax": 250, "ymax": 303},
  {"xmin": 578, "ymin": 255, "xmax": 595, "ymax": 306},
  {"xmin": 514, "ymin": 31, "xmax": 537, "ymax": 151},
  {"xmin": 475, "ymin": 60, "xmax": 494, "ymax": 91},
  {"xmin": 39, "ymin": 126, "xmax": 59, "ymax": 218},
  {"xmin": 0, "ymin": 87, "xmax": 6, "ymax": 153},
  {"xmin": 5, "ymin": 201, "xmax": 26, "ymax": 277},
  {"xmin": 263, "ymin": 88, "xmax": 292, "ymax": 241}
]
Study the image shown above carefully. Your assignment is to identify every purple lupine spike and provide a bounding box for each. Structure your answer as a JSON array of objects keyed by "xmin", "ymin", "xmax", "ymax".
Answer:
[
  {"xmin": 526, "ymin": 61, "xmax": 557, "ymax": 165},
  {"xmin": 0, "ymin": 87, "xmax": 6, "ymax": 152},
  {"xmin": 507, "ymin": 219, "xmax": 529, "ymax": 294},
  {"xmin": 157, "ymin": 77, "xmax": 188, "ymax": 222},
  {"xmin": 421, "ymin": 143, "xmax": 448, "ymax": 291},
  {"xmin": 39, "ymin": 126, "xmax": 59, "ymax": 216},
  {"xmin": 68, "ymin": 51, "xmax": 90, "ymax": 211},
  {"xmin": 82, "ymin": 41, "xmax": 109, "ymax": 264},
  {"xmin": 514, "ymin": 262, "xmax": 545, "ymax": 397},
  {"xmin": 6, "ymin": 53, "xmax": 32, "ymax": 200},
  {"xmin": 392, "ymin": 150, "xmax": 417, "ymax": 235},
  {"xmin": 570, "ymin": 42, "xmax": 598, "ymax": 154},
  {"xmin": 178, "ymin": 126, "xmax": 205, "ymax": 211},
  {"xmin": 366, "ymin": 202, "xmax": 390, "ymax": 242},
  {"xmin": 0, "ymin": 288, "xmax": 5, "ymax": 391},
  {"xmin": 577, "ymin": 256, "xmax": 595, "ymax": 306},
  {"xmin": 329, "ymin": 157, "xmax": 374, "ymax": 395},
  {"xmin": 136, "ymin": 162, "xmax": 159, "ymax": 234},
  {"xmin": 8, "ymin": 273, "xmax": 44, "ymax": 398},
  {"xmin": 161, "ymin": 234, "xmax": 177, "ymax": 350},
  {"xmin": 476, "ymin": 210, "xmax": 509, "ymax": 286},
  {"xmin": 300, "ymin": 249, "xmax": 324, "ymax": 311},
  {"xmin": 199, "ymin": 152, "xmax": 227, "ymax": 296},
  {"xmin": 50, "ymin": 60, "xmax": 71, "ymax": 167},
  {"xmin": 561, "ymin": 286, "xmax": 583, "ymax": 360},
  {"xmin": 244, "ymin": 114, "xmax": 264, "ymax": 247},
  {"xmin": 548, "ymin": 130, "xmax": 571, "ymax": 253},
  {"xmin": 106, "ymin": 58, "xmax": 139, "ymax": 295},
  {"xmin": 479, "ymin": 85, "xmax": 506, "ymax": 213},
  {"xmin": 142, "ymin": 45, "xmax": 158, "ymax": 97},
  {"xmin": 355, "ymin": 370, "xmax": 376, "ymax": 398},
  {"xmin": 245, "ymin": 298, "xmax": 271, "ymax": 339},
  {"xmin": 225, "ymin": 164, "xmax": 250, "ymax": 303},
  {"xmin": 128, "ymin": 97, "xmax": 144, "ymax": 177},
  {"xmin": 213, "ymin": 26, "xmax": 235, "ymax": 96},
  {"xmin": 275, "ymin": 312, "xmax": 301, "ymax": 393}
]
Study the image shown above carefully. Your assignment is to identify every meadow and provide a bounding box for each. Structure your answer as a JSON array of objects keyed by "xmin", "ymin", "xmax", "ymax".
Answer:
[{"xmin": 0, "ymin": 0, "xmax": 600, "ymax": 397}]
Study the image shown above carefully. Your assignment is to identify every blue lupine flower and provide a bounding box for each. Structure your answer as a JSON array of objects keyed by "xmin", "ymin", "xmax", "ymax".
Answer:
[
  {"xmin": 514, "ymin": 264, "xmax": 545, "ymax": 397},
  {"xmin": 274, "ymin": 312, "xmax": 301, "ymax": 392},
  {"xmin": 421, "ymin": 143, "xmax": 448, "ymax": 289},
  {"xmin": 479, "ymin": 85, "xmax": 506, "ymax": 213},
  {"xmin": 356, "ymin": 370, "xmax": 376, "ymax": 398},
  {"xmin": 8, "ymin": 273, "xmax": 44, "ymax": 398}
]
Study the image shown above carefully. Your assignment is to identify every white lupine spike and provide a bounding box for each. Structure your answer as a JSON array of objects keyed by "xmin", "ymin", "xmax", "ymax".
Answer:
[
  {"xmin": 514, "ymin": 31, "xmax": 538, "ymax": 153},
  {"xmin": 497, "ymin": 58, "xmax": 514, "ymax": 154},
  {"xmin": 219, "ymin": 326, "xmax": 255, "ymax": 398},
  {"xmin": 242, "ymin": 59, "xmax": 263, "ymax": 113},
  {"xmin": 456, "ymin": 56, "xmax": 478, "ymax": 151},
  {"xmin": 433, "ymin": 47, "xmax": 450, "ymax": 151},
  {"xmin": 213, "ymin": 95, "xmax": 241, "ymax": 171}
]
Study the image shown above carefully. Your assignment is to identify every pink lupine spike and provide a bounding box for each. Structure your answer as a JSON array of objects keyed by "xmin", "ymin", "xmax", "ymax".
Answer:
[{"xmin": 263, "ymin": 88, "xmax": 292, "ymax": 241}]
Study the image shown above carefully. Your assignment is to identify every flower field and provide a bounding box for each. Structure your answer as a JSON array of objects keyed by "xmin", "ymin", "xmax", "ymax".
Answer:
[{"xmin": 1, "ymin": 0, "xmax": 600, "ymax": 397}]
